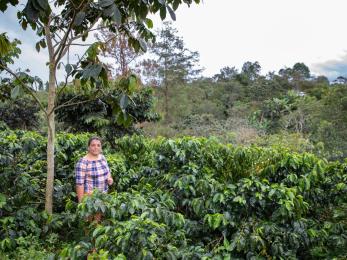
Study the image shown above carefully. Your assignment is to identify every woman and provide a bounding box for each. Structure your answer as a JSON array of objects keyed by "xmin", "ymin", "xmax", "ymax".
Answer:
[{"xmin": 75, "ymin": 136, "xmax": 113, "ymax": 203}]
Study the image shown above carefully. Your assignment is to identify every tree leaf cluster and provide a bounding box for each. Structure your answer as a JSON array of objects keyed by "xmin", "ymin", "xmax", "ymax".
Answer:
[
  {"xmin": 56, "ymin": 84, "xmax": 160, "ymax": 144},
  {"xmin": 0, "ymin": 97, "xmax": 40, "ymax": 130},
  {"xmin": 0, "ymin": 33, "xmax": 21, "ymax": 70}
]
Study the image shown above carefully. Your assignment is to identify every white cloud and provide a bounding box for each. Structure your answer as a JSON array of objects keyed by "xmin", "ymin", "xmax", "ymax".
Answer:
[
  {"xmin": 170, "ymin": 0, "xmax": 347, "ymax": 77},
  {"xmin": 312, "ymin": 52, "xmax": 347, "ymax": 80},
  {"xmin": 2, "ymin": 0, "xmax": 347, "ymax": 81}
]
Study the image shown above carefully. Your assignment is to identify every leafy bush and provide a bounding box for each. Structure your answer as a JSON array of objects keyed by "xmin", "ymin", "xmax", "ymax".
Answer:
[
  {"xmin": 56, "ymin": 85, "xmax": 160, "ymax": 146},
  {"xmin": 0, "ymin": 97, "xmax": 40, "ymax": 130},
  {"xmin": 0, "ymin": 130, "xmax": 346, "ymax": 259}
]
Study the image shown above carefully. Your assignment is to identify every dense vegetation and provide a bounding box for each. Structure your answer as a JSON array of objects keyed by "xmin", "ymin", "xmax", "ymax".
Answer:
[
  {"xmin": 144, "ymin": 70, "xmax": 347, "ymax": 161},
  {"xmin": 56, "ymin": 84, "xmax": 160, "ymax": 146},
  {"xmin": 2, "ymin": 38, "xmax": 347, "ymax": 260},
  {"xmin": 0, "ymin": 130, "xmax": 346, "ymax": 259},
  {"xmin": 1, "ymin": 5, "xmax": 346, "ymax": 258}
]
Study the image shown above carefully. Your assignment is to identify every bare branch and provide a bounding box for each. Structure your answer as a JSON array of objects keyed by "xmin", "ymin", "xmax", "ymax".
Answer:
[
  {"xmin": 54, "ymin": 13, "xmax": 76, "ymax": 62},
  {"xmin": 52, "ymin": 31, "xmax": 63, "ymax": 41},
  {"xmin": 69, "ymin": 43, "xmax": 94, "ymax": 46},
  {"xmin": 56, "ymin": 69, "xmax": 73, "ymax": 99},
  {"xmin": 68, "ymin": 0, "xmax": 77, "ymax": 10},
  {"xmin": 54, "ymin": 93, "xmax": 82, "ymax": 111},
  {"xmin": 89, "ymin": 25, "xmax": 109, "ymax": 33},
  {"xmin": 58, "ymin": 13, "xmax": 101, "ymax": 62},
  {"xmin": 55, "ymin": 0, "xmax": 99, "ymax": 63},
  {"xmin": 55, "ymin": 50, "xmax": 90, "ymax": 100},
  {"xmin": 45, "ymin": 16, "xmax": 55, "ymax": 66},
  {"xmin": 76, "ymin": 0, "xmax": 88, "ymax": 10},
  {"xmin": 54, "ymin": 91, "xmax": 102, "ymax": 111},
  {"xmin": 52, "ymin": 38, "xmax": 59, "ymax": 45},
  {"xmin": 104, "ymin": 34, "xmax": 117, "ymax": 45},
  {"xmin": 55, "ymin": 99, "xmax": 92, "ymax": 110}
]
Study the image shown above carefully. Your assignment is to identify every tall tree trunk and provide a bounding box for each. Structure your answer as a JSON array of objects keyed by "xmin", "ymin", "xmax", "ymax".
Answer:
[
  {"xmin": 45, "ymin": 64, "xmax": 56, "ymax": 214},
  {"xmin": 164, "ymin": 82, "xmax": 168, "ymax": 119},
  {"xmin": 44, "ymin": 21, "xmax": 56, "ymax": 214},
  {"xmin": 164, "ymin": 57, "xmax": 169, "ymax": 122}
]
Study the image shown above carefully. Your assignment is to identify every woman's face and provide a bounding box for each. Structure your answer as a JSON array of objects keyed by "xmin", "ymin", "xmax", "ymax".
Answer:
[{"xmin": 88, "ymin": 139, "xmax": 102, "ymax": 156}]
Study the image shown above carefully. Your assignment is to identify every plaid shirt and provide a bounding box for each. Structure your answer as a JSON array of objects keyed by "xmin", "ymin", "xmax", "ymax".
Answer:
[{"xmin": 75, "ymin": 154, "xmax": 111, "ymax": 193}]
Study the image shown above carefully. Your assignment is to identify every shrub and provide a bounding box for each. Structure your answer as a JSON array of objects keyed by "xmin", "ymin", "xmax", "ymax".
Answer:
[{"xmin": 0, "ymin": 130, "xmax": 346, "ymax": 258}]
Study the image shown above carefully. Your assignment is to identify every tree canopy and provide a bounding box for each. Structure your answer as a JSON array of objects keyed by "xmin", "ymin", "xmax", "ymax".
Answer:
[{"xmin": 0, "ymin": 0, "xmax": 201, "ymax": 214}]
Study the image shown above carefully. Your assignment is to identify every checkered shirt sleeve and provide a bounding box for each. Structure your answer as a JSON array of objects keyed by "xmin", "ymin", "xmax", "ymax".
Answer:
[{"xmin": 75, "ymin": 158, "xmax": 86, "ymax": 186}]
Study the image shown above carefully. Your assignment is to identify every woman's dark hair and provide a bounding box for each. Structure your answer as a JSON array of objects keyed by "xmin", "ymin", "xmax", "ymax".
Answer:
[{"xmin": 88, "ymin": 136, "xmax": 102, "ymax": 146}]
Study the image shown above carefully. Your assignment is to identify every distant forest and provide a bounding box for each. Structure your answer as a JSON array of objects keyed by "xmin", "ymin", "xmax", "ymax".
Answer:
[{"xmin": 2, "ymin": 22, "xmax": 346, "ymax": 161}]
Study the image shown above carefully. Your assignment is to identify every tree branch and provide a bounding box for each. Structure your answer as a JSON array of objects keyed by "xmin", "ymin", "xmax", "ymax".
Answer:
[
  {"xmin": 56, "ymin": 69, "xmax": 73, "ymax": 99},
  {"xmin": 0, "ymin": 64, "xmax": 47, "ymax": 116},
  {"xmin": 68, "ymin": 43, "xmax": 94, "ymax": 46},
  {"xmin": 89, "ymin": 25, "xmax": 109, "ymax": 33},
  {"xmin": 45, "ymin": 16, "xmax": 55, "ymax": 66},
  {"xmin": 56, "ymin": 49, "xmax": 90, "ymax": 99},
  {"xmin": 60, "ymin": 13, "xmax": 102, "ymax": 59},
  {"xmin": 55, "ymin": 0, "xmax": 99, "ymax": 63},
  {"xmin": 54, "ymin": 92, "xmax": 101, "ymax": 111},
  {"xmin": 55, "ymin": 99, "xmax": 91, "ymax": 110},
  {"xmin": 54, "ymin": 12, "xmax": 76, "ymax": 62}
]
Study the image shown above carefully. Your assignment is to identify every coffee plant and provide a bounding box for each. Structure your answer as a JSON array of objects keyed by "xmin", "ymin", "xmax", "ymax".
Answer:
[{"xmin": 0, "ymin": 130, "xmax": 346, "ymax": 259}]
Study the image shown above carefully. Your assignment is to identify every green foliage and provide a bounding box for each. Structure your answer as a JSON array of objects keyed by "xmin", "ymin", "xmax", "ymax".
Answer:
[
  {"xmin": 0, "ymin": 34, "xmax": 25, "ymax": 102},
  {"xmin": 0, "ymin": 234, "xmax": 54, "ymax": 259},
  {"xmin": 56, "ymin": 84, "xmax": 159, "ymax": 145},
  {"xmin": 142, "ymin": 21, "xmax": 202, "ymax": 86},
  {"xmin": 1, "ymin": 0, "xmax": 202, "ymax": 216},
  {"xmin": 0, "ymin": 97, "xmax": 40, "ymax": 130},
  {"xmin": 252, "ymin": 86, "xmax": 347, "ymax": 160},
  {"xmin": 237, "ymin": 61, "xmax": 261, "ymax": 85},
  {"xmin": 213, "ymin": 66, "xmax": 238, "ymax": 82},
  {"xmin": 0, "ymin": 33, "xmax": 21, "ymax": 68},
  {"xmin": 278, "ymin": 62, "xmax": 311, "ymax": 90},
  {"xmin": 3, "ymin": 0, "xmax": 201, "ymax": 54},
  {"xmin": 290, "ymin": 62, "xmax": 311, "ymax": 83},
  {"xmin": 0, "ymin": 0, "xmax": 18, "ymax": 12},
  {"xmin": 261, "ymin": 91, "xmax": 298, "ymax": 120},
  {"xmin": 0, "ymin": 130, "xmax": 346, "ymax": 258},
  {"xmin": 254, "ymin": 131, "xmax": 317, "ymax": 154}
]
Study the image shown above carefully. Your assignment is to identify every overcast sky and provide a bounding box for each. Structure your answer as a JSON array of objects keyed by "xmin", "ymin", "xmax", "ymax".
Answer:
[{"xmin": 1, "ymin": 0, "xmax": 347, "ymax": 82}]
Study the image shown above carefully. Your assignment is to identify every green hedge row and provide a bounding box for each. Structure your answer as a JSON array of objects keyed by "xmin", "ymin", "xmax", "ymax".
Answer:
[{"xmin": 0, "ymin": 130, "xmax": 346, "ymax": 259}]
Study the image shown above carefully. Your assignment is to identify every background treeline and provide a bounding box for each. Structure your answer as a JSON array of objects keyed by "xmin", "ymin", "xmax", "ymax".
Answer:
[
  {"xmin": 143, "ymin": 64, "xmax": 347, "ymax": 161},
  {"xmin": 1, "ymin": 22, "xmax": 346, "ymax": 161},
  {"xmin": 2, "ymin": 62, "xmax": 346, "ymax": 161}
]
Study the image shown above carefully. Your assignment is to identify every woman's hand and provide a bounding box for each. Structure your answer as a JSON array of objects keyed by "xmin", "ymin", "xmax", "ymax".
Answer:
[
  {"xmin": 107, "ymin": 177, "xmax": 114, "ymax": 185},
  {"xmin": 76, "ymin": 185, "xmax": 85, "ymax": 203}
]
